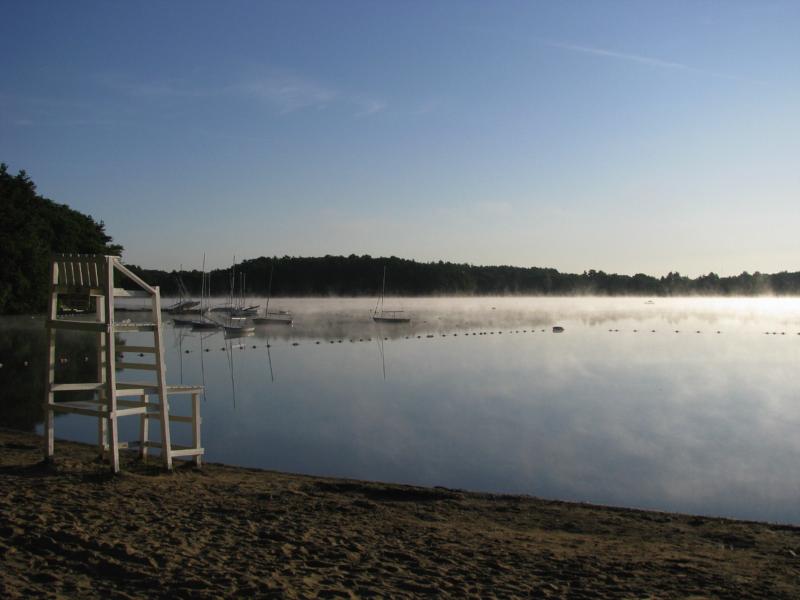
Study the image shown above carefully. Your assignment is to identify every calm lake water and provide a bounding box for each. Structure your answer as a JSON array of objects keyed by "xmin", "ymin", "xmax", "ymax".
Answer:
[{"xmin": 3, "ymin": 297, "xmax": 800, "ymax": 524}]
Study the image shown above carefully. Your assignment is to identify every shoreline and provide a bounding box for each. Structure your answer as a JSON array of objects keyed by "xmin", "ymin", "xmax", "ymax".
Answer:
[{"xmin": 1, "ymin": 428, "xmax": 798, "ymax": 598}]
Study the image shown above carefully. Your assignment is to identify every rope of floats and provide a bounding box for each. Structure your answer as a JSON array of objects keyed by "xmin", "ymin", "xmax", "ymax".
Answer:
[{"xmin": 4, "ymin": 327, "xmax": 800, "ymax": 368}]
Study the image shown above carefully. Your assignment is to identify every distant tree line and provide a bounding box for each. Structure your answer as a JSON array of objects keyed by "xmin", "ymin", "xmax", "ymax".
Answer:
[
  {"xmin": 0, "ymin": 163, "xmax": 122, "ymax": 314},
  {"xmin": 127, "ymin": 256, "xmax": 800, "ymax": 299},
  {"xmin": 3, "ymin": 162, "xmax": 800, "ymax": 315}
]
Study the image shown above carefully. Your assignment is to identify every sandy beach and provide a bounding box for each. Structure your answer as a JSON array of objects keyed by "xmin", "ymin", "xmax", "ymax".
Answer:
[{"xmin": 1, "ymin": 428, "xmax": 798, "ymax": 598}]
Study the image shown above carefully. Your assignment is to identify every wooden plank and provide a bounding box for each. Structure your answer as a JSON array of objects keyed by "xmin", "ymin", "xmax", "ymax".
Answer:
[
  {"xmin": 152, "ymin": 287, "xmax": 172, "ymax": 470},
  {"xmin": 117, "ymin": 381, "xmax": 158, "ymax": 389},
  {"xmin": 51, "ymin": 382, "xmax": 104, "ymax": 392},
  {"xmin": 51, "ymin": 404, "xmax": 107, "ymax": 417},
  {"xmin": 113, "ymin": 288, "xmax": 151, "ymax": 298},
  {"xmin": 113, "ymin": 260, "xmax": 157, "ymax": 294},
  {"xmin": 192, "ymin": 392, "xmax": 202, "ymax": 467},
  {"xmin": 44, "ymin": 259, "xmax": 58, "ymax": 460},
  {"xmin": 115, "ymin": 407, "xmax": 148, "ymax": 417},
  {"xmin": 78, "ymin": 260, "xmax": 87, "ymax": 287},
  {"xmin": 139, "ymin": 394, "xmax": 149, "ymax": 461},
  {"xmin": 170, "ymin": 448, "xmax": 204, "ymax": 458},
  {"xmin": 96, "ymin": 295, "xmax": 108, "ymax": 455},
  {"xmin": 104, "ymin": 256, "xmax": 120, "ymax": 473},
  {"xmin": 115, "ymin": 387, "xmax": 156, "ymax": 397}
]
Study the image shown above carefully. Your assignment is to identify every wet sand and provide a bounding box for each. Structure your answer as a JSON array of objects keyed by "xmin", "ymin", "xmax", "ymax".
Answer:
[{"xmin": 1, "ymin": 428, "xmax": 798, "ymax": 598}]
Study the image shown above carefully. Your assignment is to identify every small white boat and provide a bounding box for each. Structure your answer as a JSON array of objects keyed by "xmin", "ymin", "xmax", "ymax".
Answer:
[{"xmin": 373, "ymin": 310, "xmax": 410, "ymax": 323}]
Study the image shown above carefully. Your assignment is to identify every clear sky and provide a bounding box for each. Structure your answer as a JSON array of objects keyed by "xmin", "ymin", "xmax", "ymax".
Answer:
[{"xmin": 2, "ymin": 1, "xmax": 798, "ymax": 275}]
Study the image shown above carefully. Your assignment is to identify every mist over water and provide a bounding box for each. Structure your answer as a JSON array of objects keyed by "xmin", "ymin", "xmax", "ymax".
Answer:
[{"xmin": 4, "ymin": 297, "xmax": 800, "ymax": 523}]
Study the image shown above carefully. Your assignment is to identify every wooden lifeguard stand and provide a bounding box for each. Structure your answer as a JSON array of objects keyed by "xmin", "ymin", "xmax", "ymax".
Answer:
[{"xmin": 44, "ymin": 254, "xmax": 204, "ymax": 473}]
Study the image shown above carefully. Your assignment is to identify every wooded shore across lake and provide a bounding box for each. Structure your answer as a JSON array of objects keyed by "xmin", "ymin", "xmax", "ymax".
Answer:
[
  {"xmin": 4, "ymin": 162, "xmax": 800, "ymax": 315},
  {"xmin": 131, "ymin": 256, "xmax": 800, "ymax": 301},
  {"xmin": 2, "ymin": 428, "xmax": 798, "ymax": 599}
]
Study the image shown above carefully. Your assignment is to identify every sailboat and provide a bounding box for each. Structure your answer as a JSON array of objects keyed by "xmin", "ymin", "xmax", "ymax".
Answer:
[
  {"xmin": 253, "ymin": 261, "xmax": 293, "ymax": 325},
  {"xmin": 212, "ymin": 261, "xmax": 259, "ymax": 316},
  {"xmin": 164, "ymin": 269, "xmax": 200, "ymax": 314},
  {"xmin": 189, "ymin": 256, "xmax": 220, "ymax": 330},
  {"xmin": 372, "ymin": 266, "xmax": 410, "ymax": 323},
  {"xmin": 222, "ymin": 264, "xmax": 255, "ymax": 336}
]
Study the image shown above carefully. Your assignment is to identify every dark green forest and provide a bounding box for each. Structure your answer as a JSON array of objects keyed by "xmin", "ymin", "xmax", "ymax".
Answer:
[
  {"xmin": 0, "ymin": 163, "xmax": 122, "ymax": 314},
  {"xmin": 3, "ymin": 162, "xmax": 800, "ymax": 314},
  {"xmin": 129, "ymin": 256, "xmax": 800, "ymax": 300}
]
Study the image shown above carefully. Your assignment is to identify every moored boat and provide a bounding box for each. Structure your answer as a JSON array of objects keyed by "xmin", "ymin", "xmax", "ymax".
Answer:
[{"xmin": 372, "ymin": 266, "xmax": 410, "ymax": 324}]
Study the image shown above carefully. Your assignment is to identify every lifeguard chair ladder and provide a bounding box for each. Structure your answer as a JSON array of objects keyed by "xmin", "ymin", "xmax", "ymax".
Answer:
[{"xmin": 44, "ymin": 254, "xmax": 204, "ymax": 473}]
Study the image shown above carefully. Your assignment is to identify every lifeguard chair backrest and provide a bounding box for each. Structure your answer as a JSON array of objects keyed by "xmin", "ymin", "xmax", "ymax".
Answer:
[
  {"xmin": 53, "ymin": 253, "xmax": 157, "ymax": 297},
  {"xmin": 53, "ymin": 254, "xmax": 110, "ymax": 293}
]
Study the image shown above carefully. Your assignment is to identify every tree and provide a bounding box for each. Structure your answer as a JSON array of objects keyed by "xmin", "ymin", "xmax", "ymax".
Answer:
[{"xmin": 0, "ymin": 163, "xmax": 122, "ymax": 313}]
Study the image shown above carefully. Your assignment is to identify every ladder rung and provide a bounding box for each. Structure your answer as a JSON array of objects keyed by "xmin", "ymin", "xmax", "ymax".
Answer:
[
  {"xmin": 46, "ymin": 319, "xmax": 106, "ymax": 332},
  {"xmin": 118, "ymin": 346, "xmax": 157, "ymax": 354},
  {"xmin": 117, "ymin": 362, "xmax": 158, "ymax": 371},
  {"xmin": 49, "ymin": 403, "xmax": 107, "ymax": 417},
  {"xmin": 115, "ymin": 407, "xmax": 148, "ymax": 417},
  {"xmin": 51, "ymin": 382, "xmax": 104, "ymax": 392},
  {"xmin": 170, "ymin": 448, "xmax": 204, "ymax": 458},
  {"xmin": 114, "ymin": 288, "xmax": 151, "ymax": 298},
  {"xmin": 115, "ymin": 387, "xmax": 152, "ymax": 397},
  {"xmin": 115, "ymin": 383, "xmax": 159, "ymax": 397},
  {"xmin": 113, "ymin": 322, "xmax": 156, "ymax": 332}
]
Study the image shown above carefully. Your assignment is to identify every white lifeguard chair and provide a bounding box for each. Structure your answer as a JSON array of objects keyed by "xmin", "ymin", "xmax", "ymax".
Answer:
[{"xmin": 43, "ymin": 254, "xmax": 203, "ymax": 472}]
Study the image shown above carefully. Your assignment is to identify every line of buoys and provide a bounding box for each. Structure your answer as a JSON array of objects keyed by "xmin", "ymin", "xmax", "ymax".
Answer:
[{"xmin": 21, "ymin": 325, "xmax": 800, "ymax": 372}]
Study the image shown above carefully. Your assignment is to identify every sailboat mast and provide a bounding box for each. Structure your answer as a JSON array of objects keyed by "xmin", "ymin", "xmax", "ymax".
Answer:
[
  {"xmin": 374, "ymin": 265, "xmax": 386, "ymax": 316},
  {"xmin": 200, "ymin": 254, "xmax": 206, "ymax": 315},
  {"xmin": 265, "ymin": 261, "xmax": 274, "ymax": 316},
  {"xmin": 230, "ymin": 256, "xmax": 236, "ymax": 310},
  {"xmin": 381, "ymin": 266, "xmax": 386, "ymax": 312}
]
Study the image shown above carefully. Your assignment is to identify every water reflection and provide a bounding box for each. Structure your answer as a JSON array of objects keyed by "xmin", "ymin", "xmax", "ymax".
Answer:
[{"xmin": 3, "ymin": 298, "xmax": 800, "ymax": 523}]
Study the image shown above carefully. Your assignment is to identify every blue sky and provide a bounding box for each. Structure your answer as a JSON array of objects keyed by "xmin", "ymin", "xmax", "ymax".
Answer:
[{"xmin": 2, "ymin": 1, "xmax": 798, "ymax": 275}]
